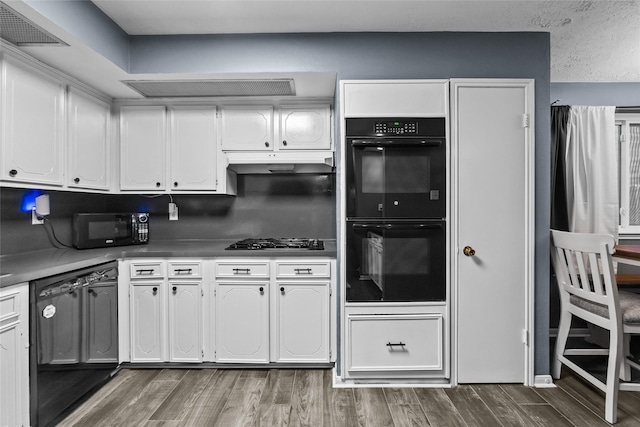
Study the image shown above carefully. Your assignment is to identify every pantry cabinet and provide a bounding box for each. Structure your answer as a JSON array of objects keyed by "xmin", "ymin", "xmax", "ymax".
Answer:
[
  {"xmin": 67, "ymin": 87, "xmax": 111, "ymax": 190},
  {"xmin": 0, "ymin": 283, "xmax": 29, "ymax": 427},
  {"xmin": 1, "ymin": 58, "xmax": 65, "ymax": 186}
]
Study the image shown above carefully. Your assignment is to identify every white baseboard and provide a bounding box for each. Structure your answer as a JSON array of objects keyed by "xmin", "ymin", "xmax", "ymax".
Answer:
[{"xmin": 534, "ymin": 375, "xmax": 556, "ymax": 388}]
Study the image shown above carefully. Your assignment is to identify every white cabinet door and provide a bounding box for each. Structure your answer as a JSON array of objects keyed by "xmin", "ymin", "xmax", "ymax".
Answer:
[
  {"xmin": 279, "ymin": 105, "xmax": 331, "ymax": 150},
  {"xmin": 215, "ymin": 281, "xmax": 269, "ymax": 363},
  {"xmin": 170, "ymin": 107, "xmax": 217, "ymax": 191},
  {"xmin": 1, "ymin": 59, "xmax": 64, "ymax": 185},
  {"xmin": 453, "ymin": 80, "xmax": 534, "ymax": 384},
  {"xmin": 220, "ymin": 106, "xmax": 273, "ymax": 151},
  {"xmin": 120, "ymin": 106, "xmax": 166, "ymax": 190},
  {"xmin": 130, "ymin": 281, "xmax": 164, "ymax": 362},
  {"xmin": 275, "ymin": 282, "xmax": 329, "ymax": 362},
  {"xmin": 168, "ymin": 281, "xmax": 202, "ymax": 362},
  {"xmin": 0, "ymin": 284, "xmax": 29, "ymax": 427},
  {"xmin": 67, "ymin": 88, "xmax": 111, "ymax": 190}
]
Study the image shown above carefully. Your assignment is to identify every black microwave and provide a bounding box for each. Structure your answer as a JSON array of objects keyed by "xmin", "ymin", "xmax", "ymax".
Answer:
[{"xmin": 73, "ymin": 213, "xmax": 149, "ymax": 249}]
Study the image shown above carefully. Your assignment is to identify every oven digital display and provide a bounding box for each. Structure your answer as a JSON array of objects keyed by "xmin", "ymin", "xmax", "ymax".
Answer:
[{"xmin": 374, "ymin": 120, "xmax": 418, "ymax": 135}]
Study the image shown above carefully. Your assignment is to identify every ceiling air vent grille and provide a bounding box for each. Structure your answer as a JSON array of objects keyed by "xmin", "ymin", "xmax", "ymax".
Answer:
[
  {"xmin": 123, "ymin": 79, "xmax": 296, "ymax": 98},
  {"xmin": 0, "ymin": 2, "xmax": 67, "ymax": 46}
]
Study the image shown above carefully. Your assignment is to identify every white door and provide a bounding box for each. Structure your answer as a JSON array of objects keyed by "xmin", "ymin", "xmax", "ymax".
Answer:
[
  {"xmin": 130, "ymin": 281, "xmax": 164, "ymax": 362},
  {"xmin": 67, "ymin": 88, "xmax": 111, "ymax": 190},
  {"xmin": 220, "ymin": 106, "xmax": 273, "ymax": 151},
  {"xmin": 170, "ymin": 107, "xmax": 217, "ymax": 191},
  {"xmin": 1, "ymin": 59, "xmax": 64, "ymax": 185},
  {"xmin": 279, "ymin": 105, "xmax": 332, "ymax": 150},
  {"xmin": 168, "ymin": 281, "xmax": 202, "ymax": 362},
  {"xmin": 215, "ymin": 282, "xmax": 269, "ymax": 363},
  {"xmin": 453, "ymin": 80, "xmax": 534, "ymax": 383},
  {"xmin": 275, "ymin": 282, "xmax": 330, "ymax": 362},
  {"xmin": 120, "ymin": 106, "xmax": 166, "ymax": 190}
]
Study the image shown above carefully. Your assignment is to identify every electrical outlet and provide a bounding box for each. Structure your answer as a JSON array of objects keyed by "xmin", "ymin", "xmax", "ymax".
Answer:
[
  {"xmin": 169, "ymin": 203, "xmax": 178, "ymax": 221},
  {"xmin": 32, "ymin": 210, "xmax": 44, "ymax": 225}
]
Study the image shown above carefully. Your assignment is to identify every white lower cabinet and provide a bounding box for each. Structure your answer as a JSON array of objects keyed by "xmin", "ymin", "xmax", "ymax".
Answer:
[
  {"xmin": 215, "ymin": 280, "xmax": 270, "ymax": 363},
  {"xmin": 129, "ymin": 260, "xmax": 203, "ymax": 363},
  {"xmin": 344, "ymin": 306, "xmax": 448, "ymax": 379},
  {"xmin": 214, "ymin": 259, "xmax": 333, "ymax": 364},
  {"xmin": 0, "ymin": 283, "xmax": 29, "ymax": 427}
]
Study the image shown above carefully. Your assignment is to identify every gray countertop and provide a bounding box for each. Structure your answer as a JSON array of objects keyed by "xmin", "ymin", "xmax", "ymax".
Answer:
[{"xmin": 0, "ymin": 239, "xmax": 337, "ymax": 288}]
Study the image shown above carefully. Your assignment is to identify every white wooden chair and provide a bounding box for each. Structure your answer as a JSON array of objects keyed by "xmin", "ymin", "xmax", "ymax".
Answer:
[{"xmin": 551, "ymin": 229, "xmax": 640, "ymax": 423}]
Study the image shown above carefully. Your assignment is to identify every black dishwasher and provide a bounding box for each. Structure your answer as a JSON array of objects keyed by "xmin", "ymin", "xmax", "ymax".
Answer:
[{"xmin": 30, "ymin": 261, "xmax": 119, "ymax": 427}]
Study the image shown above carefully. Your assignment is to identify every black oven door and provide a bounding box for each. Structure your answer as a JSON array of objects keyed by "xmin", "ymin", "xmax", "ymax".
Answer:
[
  {"xmin": 345, "ymin": 220, "xmax": 446, "ymax": 302},
  {"xmin": 347, "ymin": 138, "xmax": 446, "ymax": 219}
]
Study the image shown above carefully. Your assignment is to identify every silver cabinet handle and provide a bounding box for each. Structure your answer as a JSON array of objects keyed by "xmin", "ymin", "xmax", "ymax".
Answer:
[
  {"xmin": 233, "ymin": 268, "xmax": 251, "ymax": 275},
  {"xmin": 294, "ymin": 268, "xmax": 312, "ymax": 275}
]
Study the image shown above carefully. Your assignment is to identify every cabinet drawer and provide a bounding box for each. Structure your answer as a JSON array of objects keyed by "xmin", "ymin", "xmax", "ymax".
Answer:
[
  {"xmin": 275, "ymin": 261, "xmax": 331, "ymax": 279},
  {"xmin": 347, "ymin": 314, "xmax": 443, "ymax": 373},
  {"xmin": 216, "ymin": 262, "xmax": 269, "ymax": 278},
  {"xmin": 168, "ymin": 262, "xmax": 202, "ymax": 278},
  {"xmin": 130, "ymin": 262, "xmax": 164, "ymax": 278}
]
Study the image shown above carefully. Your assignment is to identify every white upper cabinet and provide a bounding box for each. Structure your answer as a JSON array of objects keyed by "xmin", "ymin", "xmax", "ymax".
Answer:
[
  {"xmin": 220, "ymin": 106, "xmax": 274, "ymax": 151},
  {"xmin": 279, "ymin": 105, "xmax": 331, "ymax": 150},
  {"xmin": 120, "ymin": 106, "xmax": 167, "ymax": 191},
  {"xmin": 221, "ymin": 105, "xmax": 332, "ymax": 152},
  {"xmin": 67, "ymin": 87, "xmax": 111, "ymax": 190},
  {"xmin": 342, "ymin": 80, "xmax": 448, "ymax": 117},
  {"xmin": 1, "ymin": 59, "xmax": 65, "ymax": 185},
  {"xmin": 170, "ymin": 106, "xmax": 218, "ymax": 191}
]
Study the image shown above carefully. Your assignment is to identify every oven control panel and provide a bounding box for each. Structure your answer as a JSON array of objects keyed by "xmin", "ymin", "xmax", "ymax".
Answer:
[{"xmin": 374, "ymin": 120, "xmax": 418, "ymax": 135}]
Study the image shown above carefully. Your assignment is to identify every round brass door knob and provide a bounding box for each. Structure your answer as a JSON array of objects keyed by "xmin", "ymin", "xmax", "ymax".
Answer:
[{"xmin": 463, "ymin": 246, "xmax": 476, "ymax": 257}]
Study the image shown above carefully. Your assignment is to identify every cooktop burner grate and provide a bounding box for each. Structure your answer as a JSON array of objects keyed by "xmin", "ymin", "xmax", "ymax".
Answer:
[{"xmin": 225, "ymin": 238, "xmax": 324, "ymax": 250}]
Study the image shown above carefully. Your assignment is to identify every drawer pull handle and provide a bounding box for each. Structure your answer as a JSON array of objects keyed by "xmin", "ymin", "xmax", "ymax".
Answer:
[
  {"xmin": 233, "ymin": 268, "xmax": 251, "ymax": 274},
  {"xmin": 152, "ymin": 287, "xmax": 158, "ymax": 294},
  {"xmin": 259, "ymin": 287, "xmax": 264, "ymax": 294},
  {"xmin": 136, "ymin": 269, "xmax": 155, "ymax": 275},
  {"xmin": 172, "ymin": 286, "xmax": 177, "ymax": 293},
  {"xmin": 386, "ymin": 342, "xmax": 406, "ymax": 347},
  {"xmin": 294, "ymin": 268, "xmax": 313, "ymax": 275},
  {"xmin": 174, "ymin": 268, "xmax": 193, "ymax": 275},
  {"xmin": 280, "ymin": 287, "xmax": 285, "ymax": 294}
]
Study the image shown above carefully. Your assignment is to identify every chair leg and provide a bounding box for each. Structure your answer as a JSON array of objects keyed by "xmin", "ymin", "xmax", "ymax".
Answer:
[
  {"xmin": 620, "ymin": 334, "xmax": 631, "ymax": 381},
  {"xmin": 554, "ymin": 310, "xmax": 572, "ymax": 379},
  {"xmin": 605, "ymin": 329, "xmax": 622, "ymax": 424}
]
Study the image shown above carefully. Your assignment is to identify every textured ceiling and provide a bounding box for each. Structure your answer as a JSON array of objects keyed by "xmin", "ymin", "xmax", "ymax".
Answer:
[{"xmin": 91, "ymin": 0, "xmax": 640, "ymax": 82}]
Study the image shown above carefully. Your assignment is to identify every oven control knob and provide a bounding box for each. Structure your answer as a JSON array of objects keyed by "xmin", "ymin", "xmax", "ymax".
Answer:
[{"xmin": 463, "ymin": 246, "xmax": 476, "ymax": 257}]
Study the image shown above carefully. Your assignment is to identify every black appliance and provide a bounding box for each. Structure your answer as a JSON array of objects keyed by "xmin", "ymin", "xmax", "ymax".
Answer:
[
  {"xmin": 30, "ymin": 261, "xmax": 119, "ymax": 427},
  {"xmin": 345, "ymin": 117, "xmax": 447, "ymax": 302},
  {"xmin": 226, "ymin": 237, "xmax": 324, "ymax": 250},
  {"xmin": 346, "ymin": 118, "xmax": 446, "ymax": 219},
  {"xmin": 72, "ymin": 213, "xmax": 149, "ymax": 249}
]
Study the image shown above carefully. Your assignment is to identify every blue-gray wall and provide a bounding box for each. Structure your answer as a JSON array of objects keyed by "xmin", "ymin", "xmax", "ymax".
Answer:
[
  {"xmin": 551, "ymin": 82, "xmax": 640, "ymax": 106},
  {"xmin": 10, "ymin": 2, "xmax": 553, "ymax": 378}
]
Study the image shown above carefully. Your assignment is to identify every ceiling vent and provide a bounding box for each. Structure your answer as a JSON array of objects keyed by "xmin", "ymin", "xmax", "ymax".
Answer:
[
  {"xmin": 0, "ymin": 2, "xmax": 67, "ymax": 46},
  {"xmin": 122, "ymin": 79, "xmax": 296, "ymax": 98}
]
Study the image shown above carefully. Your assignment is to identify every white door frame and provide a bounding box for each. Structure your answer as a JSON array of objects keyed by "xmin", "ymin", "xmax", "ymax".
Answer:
[{"xmin": 450, "ymin": 79, "xmax": 536, "ymax": 386}]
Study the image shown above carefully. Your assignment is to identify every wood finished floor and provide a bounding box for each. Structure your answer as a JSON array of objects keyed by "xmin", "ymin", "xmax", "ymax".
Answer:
[{"xmin": 57, "ymin": 368, "xmax": 640, "ymax": 427}]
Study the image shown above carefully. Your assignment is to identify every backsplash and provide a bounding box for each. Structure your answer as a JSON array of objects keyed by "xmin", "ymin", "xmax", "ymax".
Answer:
[{"xmin": 0, "ymin": 174, "xmax": 336, "ymax": 256}]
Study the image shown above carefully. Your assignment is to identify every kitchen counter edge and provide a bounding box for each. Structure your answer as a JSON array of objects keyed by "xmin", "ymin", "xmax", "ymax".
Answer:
[{"xmin": 0, "ymin": 239, "xmax": 337, "ymax": 288}]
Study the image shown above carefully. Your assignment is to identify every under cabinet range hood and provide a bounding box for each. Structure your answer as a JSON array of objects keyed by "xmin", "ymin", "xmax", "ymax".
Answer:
[{"xmin": 225, "ymin": 151, "xmax": 334, "ymax": 174}]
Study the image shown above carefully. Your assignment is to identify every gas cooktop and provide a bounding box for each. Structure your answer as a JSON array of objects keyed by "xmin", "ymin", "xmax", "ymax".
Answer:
[{"xmin": 225, "ymin": 238, "xmax": 324, "ymax": 250}]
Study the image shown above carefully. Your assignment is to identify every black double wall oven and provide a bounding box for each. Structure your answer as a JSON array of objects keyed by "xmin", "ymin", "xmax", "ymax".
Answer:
[{"xmin": 345, "ymin": 118, "xmax": 446, "ymax": 302}]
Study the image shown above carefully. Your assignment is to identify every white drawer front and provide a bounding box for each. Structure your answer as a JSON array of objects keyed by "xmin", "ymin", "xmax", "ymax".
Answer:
[
  {"xmin": 130, "ymin": 262, "xmax": 164, "ymax": 278},
  {"xmin": 216, "ymin": 262, "xmax": 269, "ymax": 278},
  {"xmin": 168, "ymin": 262, "xmax": 202, "ymax": 278},
  {"xmin": 347, "ymin": 314, "xmax": 443, "ymax": 373},
  {"xmin": 275, "ymin": 262, "xmax": 330, "ymax": 279}
]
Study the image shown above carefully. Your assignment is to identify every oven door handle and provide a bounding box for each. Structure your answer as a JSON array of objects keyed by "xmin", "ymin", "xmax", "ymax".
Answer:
[
  {"xmin": 351, "ymin": 139, "xmax": 442, "ymax": 147},
  {"xmin": 352, "ymin": 223, "xmax": 443, "ymax": 231}
]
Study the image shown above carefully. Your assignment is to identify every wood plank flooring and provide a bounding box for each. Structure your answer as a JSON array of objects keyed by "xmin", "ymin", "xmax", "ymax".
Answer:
[{"xmin": 56, "ymin": 368, "xmax": 640, "ymax": 427}]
